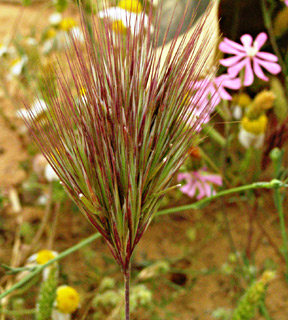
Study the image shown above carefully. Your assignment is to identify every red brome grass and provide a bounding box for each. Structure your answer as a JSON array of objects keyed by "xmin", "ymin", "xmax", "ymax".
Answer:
[{"xmin": 23, "ymin": 0, "xmax": 217, "ymax": 317}]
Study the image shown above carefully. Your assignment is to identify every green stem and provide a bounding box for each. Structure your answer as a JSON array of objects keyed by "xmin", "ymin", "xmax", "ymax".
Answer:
[
  {"xmin": 201, "ymin": 125, "xmax": 226, "ymax": 147},
  {"xmin": 0, "ymin": 233, "xmax": 100, "ymax": 301},
  {"xmin": 274, "ymin": 187, "xmax": 288, "ymax": 274},
  {"xmin": 157, "ymin": 180, "xmax": 287, "ymax": 216}
]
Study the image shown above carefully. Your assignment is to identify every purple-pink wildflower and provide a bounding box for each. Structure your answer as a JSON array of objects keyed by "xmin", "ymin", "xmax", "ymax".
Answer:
[
  {"xmin": 191, "ymin": 74, "xmax": 241, "ymax": 108},
  {"xmin": 219, "ymin": 32, "xmax": 281, "ymax": 86},
  {"xmin": 178, "ymin": 169, "xmax": 222, "ymax": 200},
  {"xmin": 185, "ymin": 74, "xmax": 241, "ymax": 131},
  {"xmin": 285, "ymin": 0, "xmax": 288, "ymax": 6}
]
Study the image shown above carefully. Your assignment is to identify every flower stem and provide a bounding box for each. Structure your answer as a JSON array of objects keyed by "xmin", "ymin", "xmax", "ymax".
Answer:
[
  {"xmin": 274, "ymin": 186, "xmax": 288, "ymax": 277},
  {"xmin": 124, "ymin": 263, "xmax": 131, "ymax": 320}
]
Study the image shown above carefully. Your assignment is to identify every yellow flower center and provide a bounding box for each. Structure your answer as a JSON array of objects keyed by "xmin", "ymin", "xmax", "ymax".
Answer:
[
  {"xmin": 60, "ymin": 18, "xmax": 77, "ymax": 31},
  {"xmin": 56, "ymin": 286, "xmax": 80, "ymax": 314},
  {"xmin": 11, "ymin": 58, "xmax": 21, "ymax": 67},
  {"xmin": 36, "ymin": 250, "xmax": 56, "ymax": 265},
  {"xmin": 241, "ymin": 114, "xmax": 268, "ymax": 135},
  {"xmin": 47, "ymin": 28, "xmax": 57, "ymax": 39},
  {"xmin": 112, "ymin": 20, "xmax": 127, "ymax": 34},
  {"xmin": 118, "ymin": 0, "xmax": 143, "ymax": 13}
]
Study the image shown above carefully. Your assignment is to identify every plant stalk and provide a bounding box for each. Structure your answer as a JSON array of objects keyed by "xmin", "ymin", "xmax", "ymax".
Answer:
[{"xmin": 124, "ymin": 263, "xmax": 131, "ymax": 320}]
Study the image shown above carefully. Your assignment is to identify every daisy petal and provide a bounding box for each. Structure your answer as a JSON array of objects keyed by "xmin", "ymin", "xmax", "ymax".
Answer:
[{"xmin": 254, "ymin": 32, "xmax": 267, "ymax": 50}]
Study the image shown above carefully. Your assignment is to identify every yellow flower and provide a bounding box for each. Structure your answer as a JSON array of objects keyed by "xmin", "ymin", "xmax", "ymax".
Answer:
[
  {"xmin": 56, "ymin": 286, "xmax": 80, "ymax": 314},
  {"xmin": 252, "ymin": 90, "xmax": 275, "ymax": 112},
  {"xmin": 47, "ymin": 28, "xmax": 57, "ymax": 39},
  {"xmin": 36, "ymin": 250, "xmax": 57, "ymax": 264},
  {"xmin": 60, "ymin": 18, "xmax": 77, "ymax": 31},
  {"xmin": 241, "ymin": 114, "xmax": 268, "ymax": 135},
  {"xmin": 112, "ymin": 20, "xmax": 127, "ymax": 34},
  {"xmin": 233, "ymin": 93, "xmax": 251, "ymax": 107},
  {"xmin": 118, "ymin": 0, "xmax": 143, "ymax": 13}
]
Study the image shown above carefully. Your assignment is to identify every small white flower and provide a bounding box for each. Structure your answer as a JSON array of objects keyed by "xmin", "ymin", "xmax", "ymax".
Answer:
[
  {"xmin": 49, "ymin": 12, "xmax": 63, "ymax": 26},
  {"xmin": 45, "ymin": 164, "xmax": 59, "ymax": 182},
  {"xmin": 98, "ymin": 7, "xmax": 150, "ymax": 35},
  {"xmin": 238, "ymin": 127, "xmax": 264, "ymax": 149},
  {"xmin": 26, "ymin": 37, "xmax": 37, "ymax": 46},
  {"xmin": 232, "ymin": 105, "xmax": 243, "ymax": 120},
  {"xmin": 17, "ymin": 99, "xmax": 48, "ymax": 120},
  {"xmin": 9, "ymin": 55, "xmax": 28, "ymax": 76}
]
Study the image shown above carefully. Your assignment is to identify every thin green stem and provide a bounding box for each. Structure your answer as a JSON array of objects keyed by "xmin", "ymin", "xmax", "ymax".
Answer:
[
  {"xmin": 157, "ymin": 180, "xmax": 287, "ymax": 216},
  {"xmin": 274, "ymin": 187, "xmax": 288, "ymax": 274},
  {"xmin": 0, "ymin": 233, "xmax": 100, "ymax": 301}
]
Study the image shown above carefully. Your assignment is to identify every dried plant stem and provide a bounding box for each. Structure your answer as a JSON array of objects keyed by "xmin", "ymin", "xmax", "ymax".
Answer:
[{"xmin": 124, "ymin": 263, "xmax": 131, "ymax": 320}]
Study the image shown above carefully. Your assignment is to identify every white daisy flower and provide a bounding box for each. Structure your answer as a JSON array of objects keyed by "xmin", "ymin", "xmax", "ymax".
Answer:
[
  {"xmin": 98, "ymin": 7, "xmax": 150, "ymax": 35},
  {"xmin": 238, "ymin": 128, "xmax": 265, "ymax": 149},
  {"xmin": 49, "ymin": 12, "xmax": 63, "ymax": 26},
  {"xmin": 17, "ymin": 99, "xmax": 48, "ymax": 120},
  {"xmin": 9, "ymin": 55, "xmax": 28, "ymax": 76},
  {"xmin": 45, "ymin": 164, "xmax": 59, "ymax": 182}
]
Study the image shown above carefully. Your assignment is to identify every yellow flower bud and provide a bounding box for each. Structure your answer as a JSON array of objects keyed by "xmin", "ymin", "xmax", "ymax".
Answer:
[
  {"xmin": 241, "ymin": 114, "xmax": 268, "ymax": 135},
  {"xmin": 118, "ymin": 0, "xmax": 143, "ymax": 13},
  {"xmin": 274, "ymin": 7, "xmax": 288, "ymax": 37},
  {"xmin": 46, "ymin": 28, "xmax": 57, "ymax": 39},
  {"xmin": 233, "ymin": 93, "xmax": 251, "ymax": 107},
  {"xmin": 60, "ymin": 18, "xmax": 77, "ymax": 31},
  {"xmin": 252, "ymin": 90, "xmax": 275, "ymax": 112},
  {"xmin": 36, "ymin": 250, "xmax": 57, "ymax": 265},
  {"xmin": 56, "ymin": 285, "xmax": 80, "ymax": 314}
]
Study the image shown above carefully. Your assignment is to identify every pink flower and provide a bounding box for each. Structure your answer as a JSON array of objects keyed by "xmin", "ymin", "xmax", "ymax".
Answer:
[
  {"xmin": 285, "ymin": 0, "xmax": 288, "ymax": 6},
  {"xmin": 178, "ymin": 169, "xmax": 223, "ymax": 200},
  {"xmin": 191, "ymin": 74, "xmax": 241, "ymax": 108},
  {"xmin": 186, "ymin": 74, "xmax": 241, "ymax": 131},
  {"xmin": 219, "ymin": 32, "xmax": 281, "ymax": 86}
]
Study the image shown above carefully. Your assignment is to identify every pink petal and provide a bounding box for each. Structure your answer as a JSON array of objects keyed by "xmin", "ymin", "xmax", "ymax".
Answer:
[
  {"xmin": 219, "ymin": 41, "xmax": 242, "ymax": 55},
  {"xmin": 256, "ymin": 51, "xmax": 278, "ymax": 62},
  {"xmin": 243, "ymin": 59, "xmax": 254, "ymax": 86},
  {"xmin": 227, "ymin": 58, "xmax": 249, "ymax": 78},
  {"xmin": 221, "ymin": 37, "xmax": 246, "ymax": 52},
  {"xmin": 220, "ymin": 53, "xmax": 246, "ymax": 67},
  {"xmin": 254, "ymin": 57, "xmax": 282, "ymax": 75},
  {"xmin": 285, "ymin": 0, "xmax": 288, "ymax": 7},
  {"xmin": 253, "ymin": 59, "xmax": 269, "ymax": 81},
  {"xmin": 254, "ymin": 32, "xmax": 267, "ymax": 50},
  {"xmin": 203, "ymin": 174, "xmax": 223, "ymax": 186},
  {"xmin": 222, "ymin": 77, "xmax": 242, "ymax": 90},
  {"xmin": 240, "ymin": 34, "xmax": 253, "ymax": 48},
  {"xmin": 196, "ymin": 182, "xmax": 207, "ymax": 199},
  {"xmin": 219, "ymin": 88, "xmax": 232, "ymax": 101}
]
